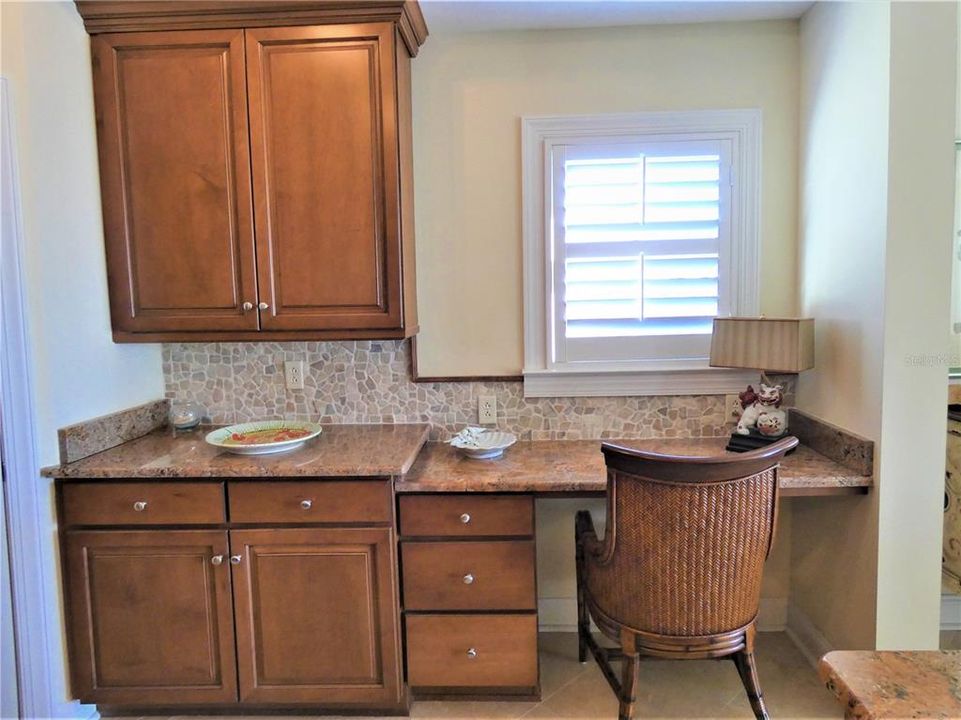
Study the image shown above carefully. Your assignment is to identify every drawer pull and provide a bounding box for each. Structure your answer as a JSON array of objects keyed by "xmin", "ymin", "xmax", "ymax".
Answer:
[
  {"xmin": 132, "ymin": 501, "xmax": 148, "ymax": 512},
  {"xmin": 460, "ymin": 513, "xmax": 471, "ymax": 524},
  {"xmin": 230, "ymin": 554, "xmax": 243, "ymax": 565},
  {"xmin": 466, "ymin": 648, "xmax": 477, "ymax": 659},
  {"xmin": 463, "ymin": 573, "xmax": 474, "ymax": 585},
  {"xmin": 300, "ymin": 499, "xmax": 313, "ymax": 510},
  {"xmin": 210, "ymin": 554, "xmax": 224, "ymax": 566}
]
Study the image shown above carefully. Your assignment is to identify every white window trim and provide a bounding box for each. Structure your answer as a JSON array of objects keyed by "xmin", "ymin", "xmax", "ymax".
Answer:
[{"xmin": 521, "ymin": 109, "xmax": 762, "ymax": 398}]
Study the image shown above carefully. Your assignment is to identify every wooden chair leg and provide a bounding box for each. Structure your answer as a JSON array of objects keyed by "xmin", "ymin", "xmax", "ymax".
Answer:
[
  {"xmin": 618, "ymin": 634, "xmax": 640, "ymax": 720},
  {"xmin": 574, "ymin": 511, "xmax": 591, "ymax": 663},
  {"xmin": 575, "ymin": 578, "xmax": 588, "ymax": 663},
  {"xmin": 732, "ymin": 650, "xmax": 769, "ymax": 720}
]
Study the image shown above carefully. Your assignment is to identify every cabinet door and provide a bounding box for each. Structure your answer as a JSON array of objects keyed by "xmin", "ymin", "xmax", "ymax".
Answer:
[
  {"xmin": 64, "ymin": 530, "xmax": 237, "ymax": 705},
  {"xmin": 246, "ymin": 24, "xmax": 404, "ymax": 331},
  {"xmin": 92, "ymin": 30, "xmax": 258, "ymax": 333},
  {"xmin": 230, "ymin": 527, "xmax": 402, "ymax": 706}
]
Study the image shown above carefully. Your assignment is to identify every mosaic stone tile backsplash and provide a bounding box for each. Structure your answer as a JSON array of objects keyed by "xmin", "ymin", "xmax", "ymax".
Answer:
[{"xmin": 163, "ymin": 340, "xmax": 794, "ymax": 441}]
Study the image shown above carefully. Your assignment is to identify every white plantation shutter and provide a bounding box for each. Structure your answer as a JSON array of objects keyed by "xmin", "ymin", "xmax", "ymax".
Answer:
[{"xmin": 550, "ymin": 138, "xmax": 732, "ymax": 364}]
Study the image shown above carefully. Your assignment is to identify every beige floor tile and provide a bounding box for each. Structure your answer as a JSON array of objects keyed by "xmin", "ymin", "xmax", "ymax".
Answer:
[
  {"xmin": 940, "ymin": 630, "xmax": 961, "ymax": 649},
  {"xmin": 411, "ymin": 700, "xmax": 536, "ymax": 719},
  {"xmin": 96, "ymin": 632, "xmax": 843, "ymax": 720}
]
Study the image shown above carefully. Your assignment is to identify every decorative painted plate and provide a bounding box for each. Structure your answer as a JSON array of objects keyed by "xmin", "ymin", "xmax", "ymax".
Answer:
[
  {"xmin": 449, "ymin": 429, "xmax": 517, "ymax": 460},
  {"xmin": 205, "ymin": 421, "xmax": 323, "ymax": 455}
]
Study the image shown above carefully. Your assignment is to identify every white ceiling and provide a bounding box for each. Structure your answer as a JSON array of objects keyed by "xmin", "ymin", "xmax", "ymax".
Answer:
[{"xmin": 420, "ymin": 0, "xmax": 814, "ymax": 34}]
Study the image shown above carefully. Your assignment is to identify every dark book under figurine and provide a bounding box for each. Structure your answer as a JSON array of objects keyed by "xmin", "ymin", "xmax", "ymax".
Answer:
[{"xmin": 726, "ymin": 428, "xmax": 797, "ymax": 454}]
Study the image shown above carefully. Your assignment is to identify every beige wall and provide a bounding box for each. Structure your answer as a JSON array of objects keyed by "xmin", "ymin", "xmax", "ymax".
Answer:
[
  {"xmin": 412, "ymin": 20, "xmax": 800, "ymax": 376},
  {"xmin": 2, "ymin": 2, "xmax": 165, "ymax": 465},
  {"xmin": 875, "ymin": 0, "xmax": 956, "ymax": 649},
  {"xmin": 793, "ymin": 0, "xmax": 890, "ymax": 651},
  {"xmin": 1, "ymin": 2, "xmax": 164, "ymax": 712},
  {"xmin": 794, "ymin": 0, "xmax": 957, "ymax": 651}
]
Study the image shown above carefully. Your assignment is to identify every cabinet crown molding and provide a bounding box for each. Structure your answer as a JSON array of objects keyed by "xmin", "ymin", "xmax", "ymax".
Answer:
[{"xmin": 75, "ymin": 0, "xmax": 429, "ymax": 56}]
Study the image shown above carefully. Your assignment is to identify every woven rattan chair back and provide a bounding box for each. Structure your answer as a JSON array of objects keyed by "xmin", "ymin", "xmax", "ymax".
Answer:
[{"xmin": 575, "ymin": 436, "xmax": 798, "ymax": 720}]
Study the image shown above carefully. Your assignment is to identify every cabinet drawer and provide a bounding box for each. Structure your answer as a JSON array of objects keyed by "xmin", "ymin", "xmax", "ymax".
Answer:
[
  {"xmin": 61, "ymin": 482, "xmax": 225, "ymax": 526},
  {"xmin": 402, "ymin": 540, "xmax": 535, "ymax": 610},
  {"xmin": 399, "ymin": 495, "xmax": 533, "ymax": 537},
  {"xmin": 228, "ymin": 480, "xmax": 391, "ymax": 524},
  {"xmin": 406, "ymin": 614, "xmax": 538, "ymax": 689}
]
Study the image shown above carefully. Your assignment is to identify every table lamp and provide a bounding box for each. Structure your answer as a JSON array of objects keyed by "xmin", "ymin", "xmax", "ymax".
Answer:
[{"xmin": 709, "ymin": 317, "xmax": 815, "ymax": 452}]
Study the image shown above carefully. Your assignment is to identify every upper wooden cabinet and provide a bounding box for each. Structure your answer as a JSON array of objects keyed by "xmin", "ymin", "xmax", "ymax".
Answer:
[{"xmin": 79, "ymin": 2, "xmax": 426, "ymax": 342}]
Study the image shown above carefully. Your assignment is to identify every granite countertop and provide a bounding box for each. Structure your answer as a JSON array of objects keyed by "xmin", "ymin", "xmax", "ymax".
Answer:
[
  {"xmin": 43, "ymin": 424, "xmax": 431, "ymax": 479},
  {"xmin": 399, "ymin": 438, "xmax": 873, "ymax": 496},
  {"xmin": 819, "ymin": 650, "xmax": 961, "ymax": 719}
]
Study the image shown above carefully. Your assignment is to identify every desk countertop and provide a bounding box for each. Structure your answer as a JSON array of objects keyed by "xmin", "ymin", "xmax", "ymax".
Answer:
[
  {"xmin": 43, "ymin": 425, "xmax": 872, "ymax": 498},
  {"xmin": 818, "ymin": 650, "xmax": 961, "ymax": 719},
  {"xmin": 43, "ymin": 424, "xmax": 431, "ymax": 479},
  {"xmin": 399, "ymin": 438, "xmax": 872, "ymax": 497}
]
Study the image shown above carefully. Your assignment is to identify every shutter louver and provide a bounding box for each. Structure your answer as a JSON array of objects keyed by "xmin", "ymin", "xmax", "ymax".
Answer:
[{"xmin": 562, "ymin": 152, "xmax": 722, "ymax": 340}]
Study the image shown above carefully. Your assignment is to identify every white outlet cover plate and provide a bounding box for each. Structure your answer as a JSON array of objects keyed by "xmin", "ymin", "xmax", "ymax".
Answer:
[
  {"xmin": 478, "ymin": 395, "xmax": 497, "ymax": 424},
  {"xmin": 285, "ymin": 361, "xmax": 305, "ymax": 390}
]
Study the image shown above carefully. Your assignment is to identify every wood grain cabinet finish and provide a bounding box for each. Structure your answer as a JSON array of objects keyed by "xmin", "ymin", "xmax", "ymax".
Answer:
[
  {"xmin": 399, "ymin": 495, "xmax": 534, "ymax": 537},
  {"xmin": 64, "ymin": 530, "xmax": 237, "ymax": 705},
  {"xmin": 92, "ymin": 30, "xmax": 258, "ymax": 334},
  {"xmin": 61, "ymin": 481, "xmax": 225, "ymax": 526},
  {"xmin": 59, "ymin": 479, "xmax": 405, "ymax": 711},
  {"xmin": 230, "ymin": 527, "xmax": 402, "ymax": 705},
  {"xmin": 398, "ymin": 492, "xmax": 540, "ymax": 697},
  {"xmin": 402, "ymin": 540, "xmax": 536, "ymax": 611},
  {"xmin": 246, "ymin": 24, "xmax": 404, "ymax": 332},
  {"xmin": 84, "ymin": 4, "xmax": 423, "ymax": 342},
  {"xmin": 228, "ymin": 480, "xmax": 392, "ymax": 524},
  {"xmin": 406, "ymin": 614, "xmax": 539, "ymax": 690}
]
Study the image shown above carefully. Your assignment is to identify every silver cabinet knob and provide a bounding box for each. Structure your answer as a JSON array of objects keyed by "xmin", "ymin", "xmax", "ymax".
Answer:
[
  {"xmin": 211, "ymin": 554, "xmax": 224, "ymax": 566},
  {"xmin": 300, "ymin": 499, "xmax": 313, "ymax": 510},
  {"xmin": 258, "ymin": 302, "xmax": 269, "ymax": 310},
  {"xmin": 133, "ymin": 501, "xmax": 147, "ymax": 512},
  {"xmin": 242, "ymin": 301, "xmax": 253, "ymax": 311},
  {"xmin": 463, "ymin": 573, "xmax": 474, "ymax": 585},
  {"xmin": 460, "ymin": 513, "xmax": 471, "ymax": 524},
  {"xmin": 230, "ymin": 555, "xmax": 243, "ymax": 565},
  {"xmin": 466, "ymin": 648, "xmax": 477, "ymax": 659}
]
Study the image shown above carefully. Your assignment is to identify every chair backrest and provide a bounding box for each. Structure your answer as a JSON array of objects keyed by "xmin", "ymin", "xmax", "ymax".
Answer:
[{"xmin": 590, "ymin": 436, "xmax": 798, "ymax": 638}]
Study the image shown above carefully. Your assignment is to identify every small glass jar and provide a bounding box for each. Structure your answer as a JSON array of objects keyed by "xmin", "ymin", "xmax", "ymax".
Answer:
[{"xmin": 169, "ymin": 402, "xmax": 204, "ymax": 431}]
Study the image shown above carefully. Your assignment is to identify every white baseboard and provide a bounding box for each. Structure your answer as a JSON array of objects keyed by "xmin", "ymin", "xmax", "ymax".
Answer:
[
  {"xmin": 942, "ymin": 592, "xmax": 961, "ymax": 631},
  {"xmin": 538, "ymin": 596, "xmax": 789, "ymax": 633},
  {"xmin": 538, "ymin": 597, "xmax": 580, "ymax": 632},
  {"xmin": 786, "ymin": 603, "xmax": 833, "ymax": 669}
]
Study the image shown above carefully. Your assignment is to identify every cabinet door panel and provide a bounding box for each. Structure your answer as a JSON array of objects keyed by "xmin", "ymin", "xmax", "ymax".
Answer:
[
  {"xmin": 246, "ymin": 24, "xmax": 403, "ymax": 331},
  {"xmin": 92, "ymin": 30, "xmax": 258, "ymax": 332},
  {"xmin": 230, "ymin": 527, "xmax": 402, "ymax": 705},
  {"xmin": 64, "ymin": 530, "xmax": 237, "ymax": 705}
]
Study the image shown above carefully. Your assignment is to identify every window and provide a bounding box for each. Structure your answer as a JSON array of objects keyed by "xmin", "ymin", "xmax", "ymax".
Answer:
[{"xmin": 522, "ymin": 110, "xmax": 761, "ymax": 397}]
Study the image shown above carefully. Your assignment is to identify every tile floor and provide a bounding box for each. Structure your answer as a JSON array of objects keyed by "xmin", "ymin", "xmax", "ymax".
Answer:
[
  {"xmin": 942, "ymin": 630, "xmax": 961, "ymax": 649},
  {"xmin": 113, "ymin": 632, "xmax": 844, "ymax": 720}
]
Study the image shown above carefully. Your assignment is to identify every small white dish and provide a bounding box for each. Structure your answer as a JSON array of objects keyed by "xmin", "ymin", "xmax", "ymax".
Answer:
[
  {"xmin": 205, "ymin": 421, "xmax": 322, "ymax": 455},
  {"xmin": 450, "ymin": 429, "xmax": 517, "ymax": 460}
]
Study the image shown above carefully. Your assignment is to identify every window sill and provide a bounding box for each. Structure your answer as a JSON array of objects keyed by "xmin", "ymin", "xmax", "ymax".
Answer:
[{"xmin": 522, "ymin": 367, "xmax": 759, "ymax": 398}]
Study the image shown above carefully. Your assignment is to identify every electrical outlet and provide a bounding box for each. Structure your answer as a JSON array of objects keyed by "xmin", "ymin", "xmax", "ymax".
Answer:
[
  {"xmin": 285, "ymin": 361, "xmax": 305, "ymax": 390},
  {"xmin": 478, "ymin": 395, "xmax": 497, "ymax": 424},
  {"xmin": 725, "ymin": 394, "xmax": 743, "ymax": 424}
]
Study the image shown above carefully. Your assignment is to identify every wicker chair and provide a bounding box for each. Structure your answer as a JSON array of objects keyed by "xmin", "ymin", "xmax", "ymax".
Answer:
[{"xmin": 575, "ymin": 436, "xmax": 799, "ymax": 720}]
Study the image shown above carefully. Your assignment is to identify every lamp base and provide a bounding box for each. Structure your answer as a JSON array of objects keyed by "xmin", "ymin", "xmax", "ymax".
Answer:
[{"xmin": 725, "ymin": 428, "xmax": 796, "ymax": 454}]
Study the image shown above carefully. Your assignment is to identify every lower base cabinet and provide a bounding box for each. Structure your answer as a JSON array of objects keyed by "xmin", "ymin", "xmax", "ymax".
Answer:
[
  {"xmin": 406, "ymin": 614, "xmax": 538, "ymax": 690},
  {"xmin": 59, "ymin": 479, "xmax": 404, "ymax": 712},
  {"xmin": 398, "ymin": 493, "xmax": 540, "ymax": 698},
  {"xmin": 231, "ymin": 527, "xmax": 402, "ymax": 705},
  {"xmin": 64, "ymin": 530, "xmax": 238, "ymax": 706}
]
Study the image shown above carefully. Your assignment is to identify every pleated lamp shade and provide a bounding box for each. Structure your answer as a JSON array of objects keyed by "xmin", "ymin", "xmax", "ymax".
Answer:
[{"xmin": 709, "ymin": 317, "xmax": 815, "ymax": 374}]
